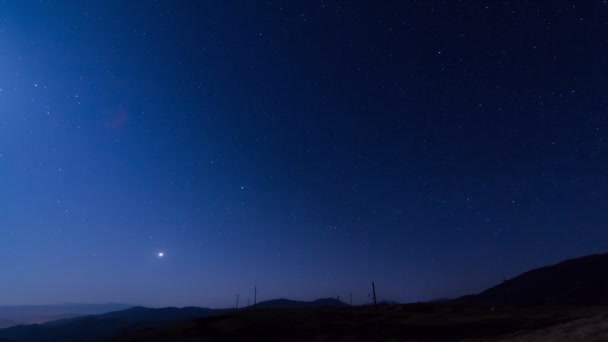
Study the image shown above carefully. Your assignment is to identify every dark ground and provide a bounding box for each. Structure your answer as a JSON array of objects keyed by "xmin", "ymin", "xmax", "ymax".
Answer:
[{"xmin": 107, "ymin": 303, "xmax": 608, "ymax": 341}]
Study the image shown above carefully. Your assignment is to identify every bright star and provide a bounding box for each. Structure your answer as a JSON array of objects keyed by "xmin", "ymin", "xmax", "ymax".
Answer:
[{"xmin": 158, "ymin": 252, "xmax": 164, "ymax": 258}]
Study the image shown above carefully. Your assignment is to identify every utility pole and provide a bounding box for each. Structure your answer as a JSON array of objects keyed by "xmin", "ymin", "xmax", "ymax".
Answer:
[
  {"xmin": 371, "ymin": 281, "xmax": 381, "ymax": 340},
  {"xmin": 254, "ymin": 285, "xmax": 257, "ymax": 309},
  {"xmin": 371, "ymin": 281, "xmax": 378, "ymax": 311},
  {"xmin": 236, "ymin": 294, "xmax": 239, "ymax": 311},
  {"xmin": 350, "ymin": 293, "xmax": 353, "ymax": 306}
]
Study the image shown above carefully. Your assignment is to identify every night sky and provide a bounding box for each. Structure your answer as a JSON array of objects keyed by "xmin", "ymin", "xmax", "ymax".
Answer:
[{"xmin": 1, "ymin": 1, "xmax": 607, "ymax": 308}]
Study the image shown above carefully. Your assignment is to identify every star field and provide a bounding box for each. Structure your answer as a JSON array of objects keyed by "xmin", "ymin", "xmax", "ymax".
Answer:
[{"xmin": 0, "ymin": 0, "xmax": 607, "ymax": 307}]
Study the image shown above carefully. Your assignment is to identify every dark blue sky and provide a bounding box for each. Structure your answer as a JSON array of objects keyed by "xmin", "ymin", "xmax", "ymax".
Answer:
[{"xmin": 0, "ymin": 0, "xmax": 607, "ymax": 307}]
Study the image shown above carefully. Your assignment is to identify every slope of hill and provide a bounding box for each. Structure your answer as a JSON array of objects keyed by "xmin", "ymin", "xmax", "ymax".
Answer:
[
  {"xmin": 0, "ymin": 306, "xmax": 225, "ymax": 342},
  {"xmin": 3, "ymin": 252, "xmax": 608, "ymax": 341},
  {"xmin": 0, "ymin": 298, "xmax": 352, "ymax": 342},
  {"xmin": 461, "ymin": 253, "xmax": 608, "ymax": 306},
  {"xmin": 108, "ymin": 304, "xmax": 608, "ymax": 342},
  {"xmin": 0, "ymin": 321, "xmax": 20, "ymax": 330},
  {"xmin": 0, "ymin": 304, "xmax": 131, "ymax": 328}
]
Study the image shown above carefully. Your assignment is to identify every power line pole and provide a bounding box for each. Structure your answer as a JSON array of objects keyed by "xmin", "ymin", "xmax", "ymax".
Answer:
[
  {"xmin": 350, "ymin": 292, "xmax": 353, "ymax": 306},
  {"xmin": 371, "ymin": 281, "xmax": 381, "ymax": 340},
  {"xmin": 236, "ymin": 294, "xmax": 239, "ymax": 311},
  {"xmin": 371, "ymin": 281, "xmax": 378, "ymax": 311}
]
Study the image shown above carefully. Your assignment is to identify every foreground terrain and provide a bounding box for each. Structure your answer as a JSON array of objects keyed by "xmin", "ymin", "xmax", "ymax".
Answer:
[
  {"xmin": 108, "ymin": 303, "xmax": 608, "ymax": 341},
  {"xmin": 3, "ymin": 253, "xmax": 608, "ymax": 341}
]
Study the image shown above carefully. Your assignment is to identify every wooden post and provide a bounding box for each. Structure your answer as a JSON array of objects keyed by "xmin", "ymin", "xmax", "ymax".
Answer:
[
  {"xmin": 372, "ymin": 281, "xmax": 381, "ymax": 340},
  {"xmin": 372, "ymin": 281, "xmax": 377, "ymax": 310}
]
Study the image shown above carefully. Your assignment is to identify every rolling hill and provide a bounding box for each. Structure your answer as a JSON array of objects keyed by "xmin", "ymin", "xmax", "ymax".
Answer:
[
  {"xmin": 0, "ymin": 306, "xmax": 225, "ymax": 342},
  {"xmin": 0, "ymin": 298, "xmax": 347, "ymax": 342},
  {"xmin": 107, "ymin": 304, "xmax": 608, "ymax": 342},
  {"xmin": 461, "ymin": 253, "xmax": 608, "ymax": 306},
  {"xmin": 3, "ymin": 253, "xmax": 608, "ymax": 341}
]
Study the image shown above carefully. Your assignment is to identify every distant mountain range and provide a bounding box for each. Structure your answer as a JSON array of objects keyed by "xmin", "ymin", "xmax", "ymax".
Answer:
[
  {"xmin": 0, "ymin": 304, "xmax": 131, "ymax": 328},
  {"xmin": 0, "ymin": 298, "xmax": 348, "ymax": 342},
  {"xmin": 460, "ymin": 253, "xmax": 608, "ymax": 306},
  {"xmin": 0, "ymin": 321, "xmax": 19, "ymax": 330}
]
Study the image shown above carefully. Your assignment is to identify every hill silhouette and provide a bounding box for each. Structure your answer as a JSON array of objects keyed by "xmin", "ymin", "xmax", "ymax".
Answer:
[
  {"xmin": 107, "ymin": 304, "xmax": 608, "ymax": 342},
  {"xmin": 0, "ymin": 298, "xmax": 347, "ymax": 342},
  {"xmin": 107, "ymin": 253, "xmax": 608, "ymax": 340},
  {"xmin": 253, "ymin": 298, "xmax": 348, "ymax": 309},
  {"xmin": 0, "ymin": 304, "xmax": 132, "ymax": 329},
  {"xmin": 0, "ymin": 321, "xmax": 19, "ymax": 330},
  {"xmin": 0, "ymin": 306, "xmax": 225, "ymax": 342},
  {"xmin": 3, "ymin": 253, "xmax": 608, "ymax": 341},
  {"xmin": 460, "ymin": 253, "xmax": 608, "ymax": 306}
]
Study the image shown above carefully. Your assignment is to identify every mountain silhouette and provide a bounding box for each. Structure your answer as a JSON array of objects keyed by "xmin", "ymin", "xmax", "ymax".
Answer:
[
  {"xmin": 0, "ymin": 298, "xmax": 347, "ymax": 342},
  {"xmin": 0, "ymin": 306, "xmax": 227, "ymax": 342},
  {"xmin": 3, "ymin": 251, "xmax": 607, "ymax": 341},
  {"xmin": 460, "ymin": 253, "xmax": 608, "ymax": 306},
  {"xmin": 0, "ymin": 304, "xmax": 132, "ymax": 329},
  {"xmin": 0, "ymin": 321, "xmax": 19, "ymax": 330}
]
